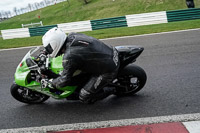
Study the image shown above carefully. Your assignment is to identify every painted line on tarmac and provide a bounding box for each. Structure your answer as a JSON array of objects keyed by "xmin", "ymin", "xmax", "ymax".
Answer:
[
  {"xmin": 0, "ymin": 113, "xmax": 200, "ymax": 133},
  {"xmin": 101, "ymin": 28, "xmax": 200, "ymax": 41},
  {"xmin": 0, "ymin": 28, "xmax": 200, "ymax": 52},
  {"xmin": 0, "ymin": 46, "xmax": 37, "ymax": 52}
]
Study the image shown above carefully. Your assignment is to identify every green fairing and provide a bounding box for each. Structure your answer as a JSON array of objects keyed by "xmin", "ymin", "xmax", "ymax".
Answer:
[
  {"xmin": 14, "ymin": 52, "xmax": 77, "ymax": 99},
  {"xmin": 49, "ymin": 55, "xmax": 63, "ymax": 74},
  {"xmin": 26, "ymin": 81, "xmax": 77, "ymax": 99},
  {"xmin": 15, "ymin": 60, "xmax": 30, "ymax": 86}
]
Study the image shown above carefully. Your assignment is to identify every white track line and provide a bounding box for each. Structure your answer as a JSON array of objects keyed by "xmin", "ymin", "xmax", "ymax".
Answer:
[
  {"xmin": 1, "ymin": 28, "xmax": 200, "ymax": 52},
  {"xmin": 0, "ymin": 46, "xmax": 37, "ymax": 52},
  {"xmin": 101, "ymin": 28, "xmax": 200, "ymax": 41},
  {"xmin": 1, "ymin": 113, "xmax": 200, "ymax": 133}
]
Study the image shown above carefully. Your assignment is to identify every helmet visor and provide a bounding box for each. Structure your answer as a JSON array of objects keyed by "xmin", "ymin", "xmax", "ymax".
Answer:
[{"xmin": 45, "ymin": 43, "xmax": 53, "ymax": 54}]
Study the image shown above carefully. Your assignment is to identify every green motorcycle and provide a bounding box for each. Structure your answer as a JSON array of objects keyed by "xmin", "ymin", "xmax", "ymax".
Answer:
[{"xmin": 11, "ymin": 46, "xmax": 147, "ymax": 104}]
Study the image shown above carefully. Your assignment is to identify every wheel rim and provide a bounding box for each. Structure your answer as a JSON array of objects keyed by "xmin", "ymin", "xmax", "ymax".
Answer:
[{"xmin": 118, "ymin": 75, "xmax": 140, "ymax": 94}]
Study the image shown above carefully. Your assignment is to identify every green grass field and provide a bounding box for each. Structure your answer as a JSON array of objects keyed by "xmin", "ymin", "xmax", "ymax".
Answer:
[
  {"xmin": 0, "ymin": 0, "xmax": 200, "ymax": 49},
  {"xmin": 1, "ymin": 0, "xmax": 200, "ymax": 30}
]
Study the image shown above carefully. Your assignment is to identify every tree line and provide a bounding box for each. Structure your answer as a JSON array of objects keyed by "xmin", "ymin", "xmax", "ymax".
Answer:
[
  {"xmin": 0, "ymin": 0, "xmax": 91, "ymax": 22},
  {"xmin": 0, "ymin": 0, "xmax": 66, "ymax": 20}
]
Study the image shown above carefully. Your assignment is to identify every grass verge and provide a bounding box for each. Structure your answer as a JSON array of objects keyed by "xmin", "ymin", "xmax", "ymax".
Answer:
[
  {"xmin": 0, "ymin": 19, "xmax": 200, "ymax": 49},
  {"xmin": 1, "ymin": 0, "xmax": 198, "ymax": 30}
]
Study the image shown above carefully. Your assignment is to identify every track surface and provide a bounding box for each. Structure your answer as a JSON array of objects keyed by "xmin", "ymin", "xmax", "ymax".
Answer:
[{"xmin": 0, "ymin": 29, "xmax": 200, "ymax": 129}]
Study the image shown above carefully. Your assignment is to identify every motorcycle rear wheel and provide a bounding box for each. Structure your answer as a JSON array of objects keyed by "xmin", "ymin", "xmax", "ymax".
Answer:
[
  {"xmin": 10, "ymin": 83, "xmax": 49, "ymax": 104},
  {"xmin": 115, "ymin": 64, "xmax": 147, "ymax": 96}
]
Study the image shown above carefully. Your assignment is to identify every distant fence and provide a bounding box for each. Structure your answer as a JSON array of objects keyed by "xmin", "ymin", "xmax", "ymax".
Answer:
[
  {"xmin": 1, "ymin": 28, "xmax": 30, "ymax": 40},
  {"xmin": 57, "ymin": 20, "xmax": 92, "ymax": 33},
  {"xmin": 29, "ymin": 25, "xmax": 57, "ymax": 36},
  {"xmin": 126, "ymin": 11, "xmax": 168, "ymax": 27},
  {"xmin": 91, "ymin": 16, "xmax": 127, "ymax": 30},
  {"xmin": 1, "ymin": 8, "xmax": 200, "ymax": 40},
  {"xmin": 22, "ymin": 21, "xmax": 43, "ymax": 28},
  {"xmin": 167, "ymin": 8, "xmax": 200, "ymax": 22}
]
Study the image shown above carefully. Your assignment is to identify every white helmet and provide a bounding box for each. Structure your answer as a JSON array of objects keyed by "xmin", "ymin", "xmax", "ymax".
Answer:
[{"xmin": 42, "ymin": 27, "xmax": 67, "ymax": 58}]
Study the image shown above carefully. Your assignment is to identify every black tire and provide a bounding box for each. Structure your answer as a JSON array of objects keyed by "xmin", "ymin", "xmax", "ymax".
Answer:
[
  {"xmin": 10, "ymin": 83, "xmax": 49, "ymax": 104},
  {"xmin": 115, "ymin": 64, "xmax": 147, "ymax": 96}
]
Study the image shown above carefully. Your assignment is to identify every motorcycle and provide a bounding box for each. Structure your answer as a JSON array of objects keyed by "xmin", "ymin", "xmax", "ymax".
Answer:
[{"xmin": 10, "ymin": 45, "xmax": 147, "ymax": 104}]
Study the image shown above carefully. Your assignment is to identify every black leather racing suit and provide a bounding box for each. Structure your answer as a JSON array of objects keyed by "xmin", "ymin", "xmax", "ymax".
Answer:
[{"xmin": 52, "ymin": 33, "xmax": 119, "ymax": 103}]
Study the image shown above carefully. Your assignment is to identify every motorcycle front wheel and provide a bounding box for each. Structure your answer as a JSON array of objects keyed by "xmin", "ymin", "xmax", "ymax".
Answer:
[
  {"xmin": 115, "ymin": 64, "xmax": 147, "ymax": 96},
  {"xmin": 10, "ymin": 83, "xmax": 49, "ymax": 104}
]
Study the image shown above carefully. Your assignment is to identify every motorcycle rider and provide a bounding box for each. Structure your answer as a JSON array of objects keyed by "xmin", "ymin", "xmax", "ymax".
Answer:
[{"xmin": 42, "ymin": 27, "xmax": 119, "ymax": 103}]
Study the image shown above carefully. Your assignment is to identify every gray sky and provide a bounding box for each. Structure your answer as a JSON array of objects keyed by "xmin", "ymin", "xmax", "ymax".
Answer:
[{"xmin": 0, "ymin": 0, "xmax": 43, "ymax": 12}]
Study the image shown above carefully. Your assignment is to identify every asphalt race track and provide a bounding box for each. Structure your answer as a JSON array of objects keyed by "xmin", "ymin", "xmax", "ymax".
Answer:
[{"xmin": 0, "ymin": 29, "xmax": 200, "ymax": 129}]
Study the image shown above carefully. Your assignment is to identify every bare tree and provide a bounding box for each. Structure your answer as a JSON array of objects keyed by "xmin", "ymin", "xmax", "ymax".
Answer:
[
  {"xmin": 2, "ymin": 12, "xmax": 7, "ymax": 19},
  {"xmin": 5, "ymin": 11, "xmax": 11, "ymax": 18},
  {"xmin": 40, "ymin": 1, "xmax": 45, "ymax": 8},
  {"xmin": 44, "ymin": 0, "xmax": 47, "ymax": 6},
  {"xmin": 25, "ymin": 7, "xmax": 29, "ymax": 13},
  {"xmin": 38, "ymin": 2, "xmax": 42, "ymax": 8},
  {"xmin": 34, "ymin": 3, "xmax": 39, "ymax": 10},
  {"xmin": 1, "ymin": 11, "xmax": 3, "ymax": 18},
  {"xmin": 7, "ymin": 11, "xmax": 12, "ymax": 18},
  {"xmin": 0, "ymin": 12, "xmax": 3, "ymax": 21},
  {"xmin": 0, "ymin": 12, "xmax": 2, "ymax": 19},
  {"xmin": 20, "ymin": 8, "xmax": 24, "ymax": 14},
  {"xmin": 44, "ymin": 0, "xmax": 50, "ymax": 6},
  {"xmin": 17, "ymin": 9, "xmax": 21, "ymax": 15},
  {"xmin": 2, "ymin": 11, "xmax": 5, "ymax": 18},
  {"xmin": 28, "ymin": 4, "xmax": 32, "ymax": 12},
  {"xmin": 13, "ymin": 7, "xmax": 17, "ymax": 16},
  {"xmin": 4, "ymin": 12, "xmax": 8, "ymax": 18},
  {"xmin": 23, "ymin": 8, "xmax": 27, "ymax": 13}
]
